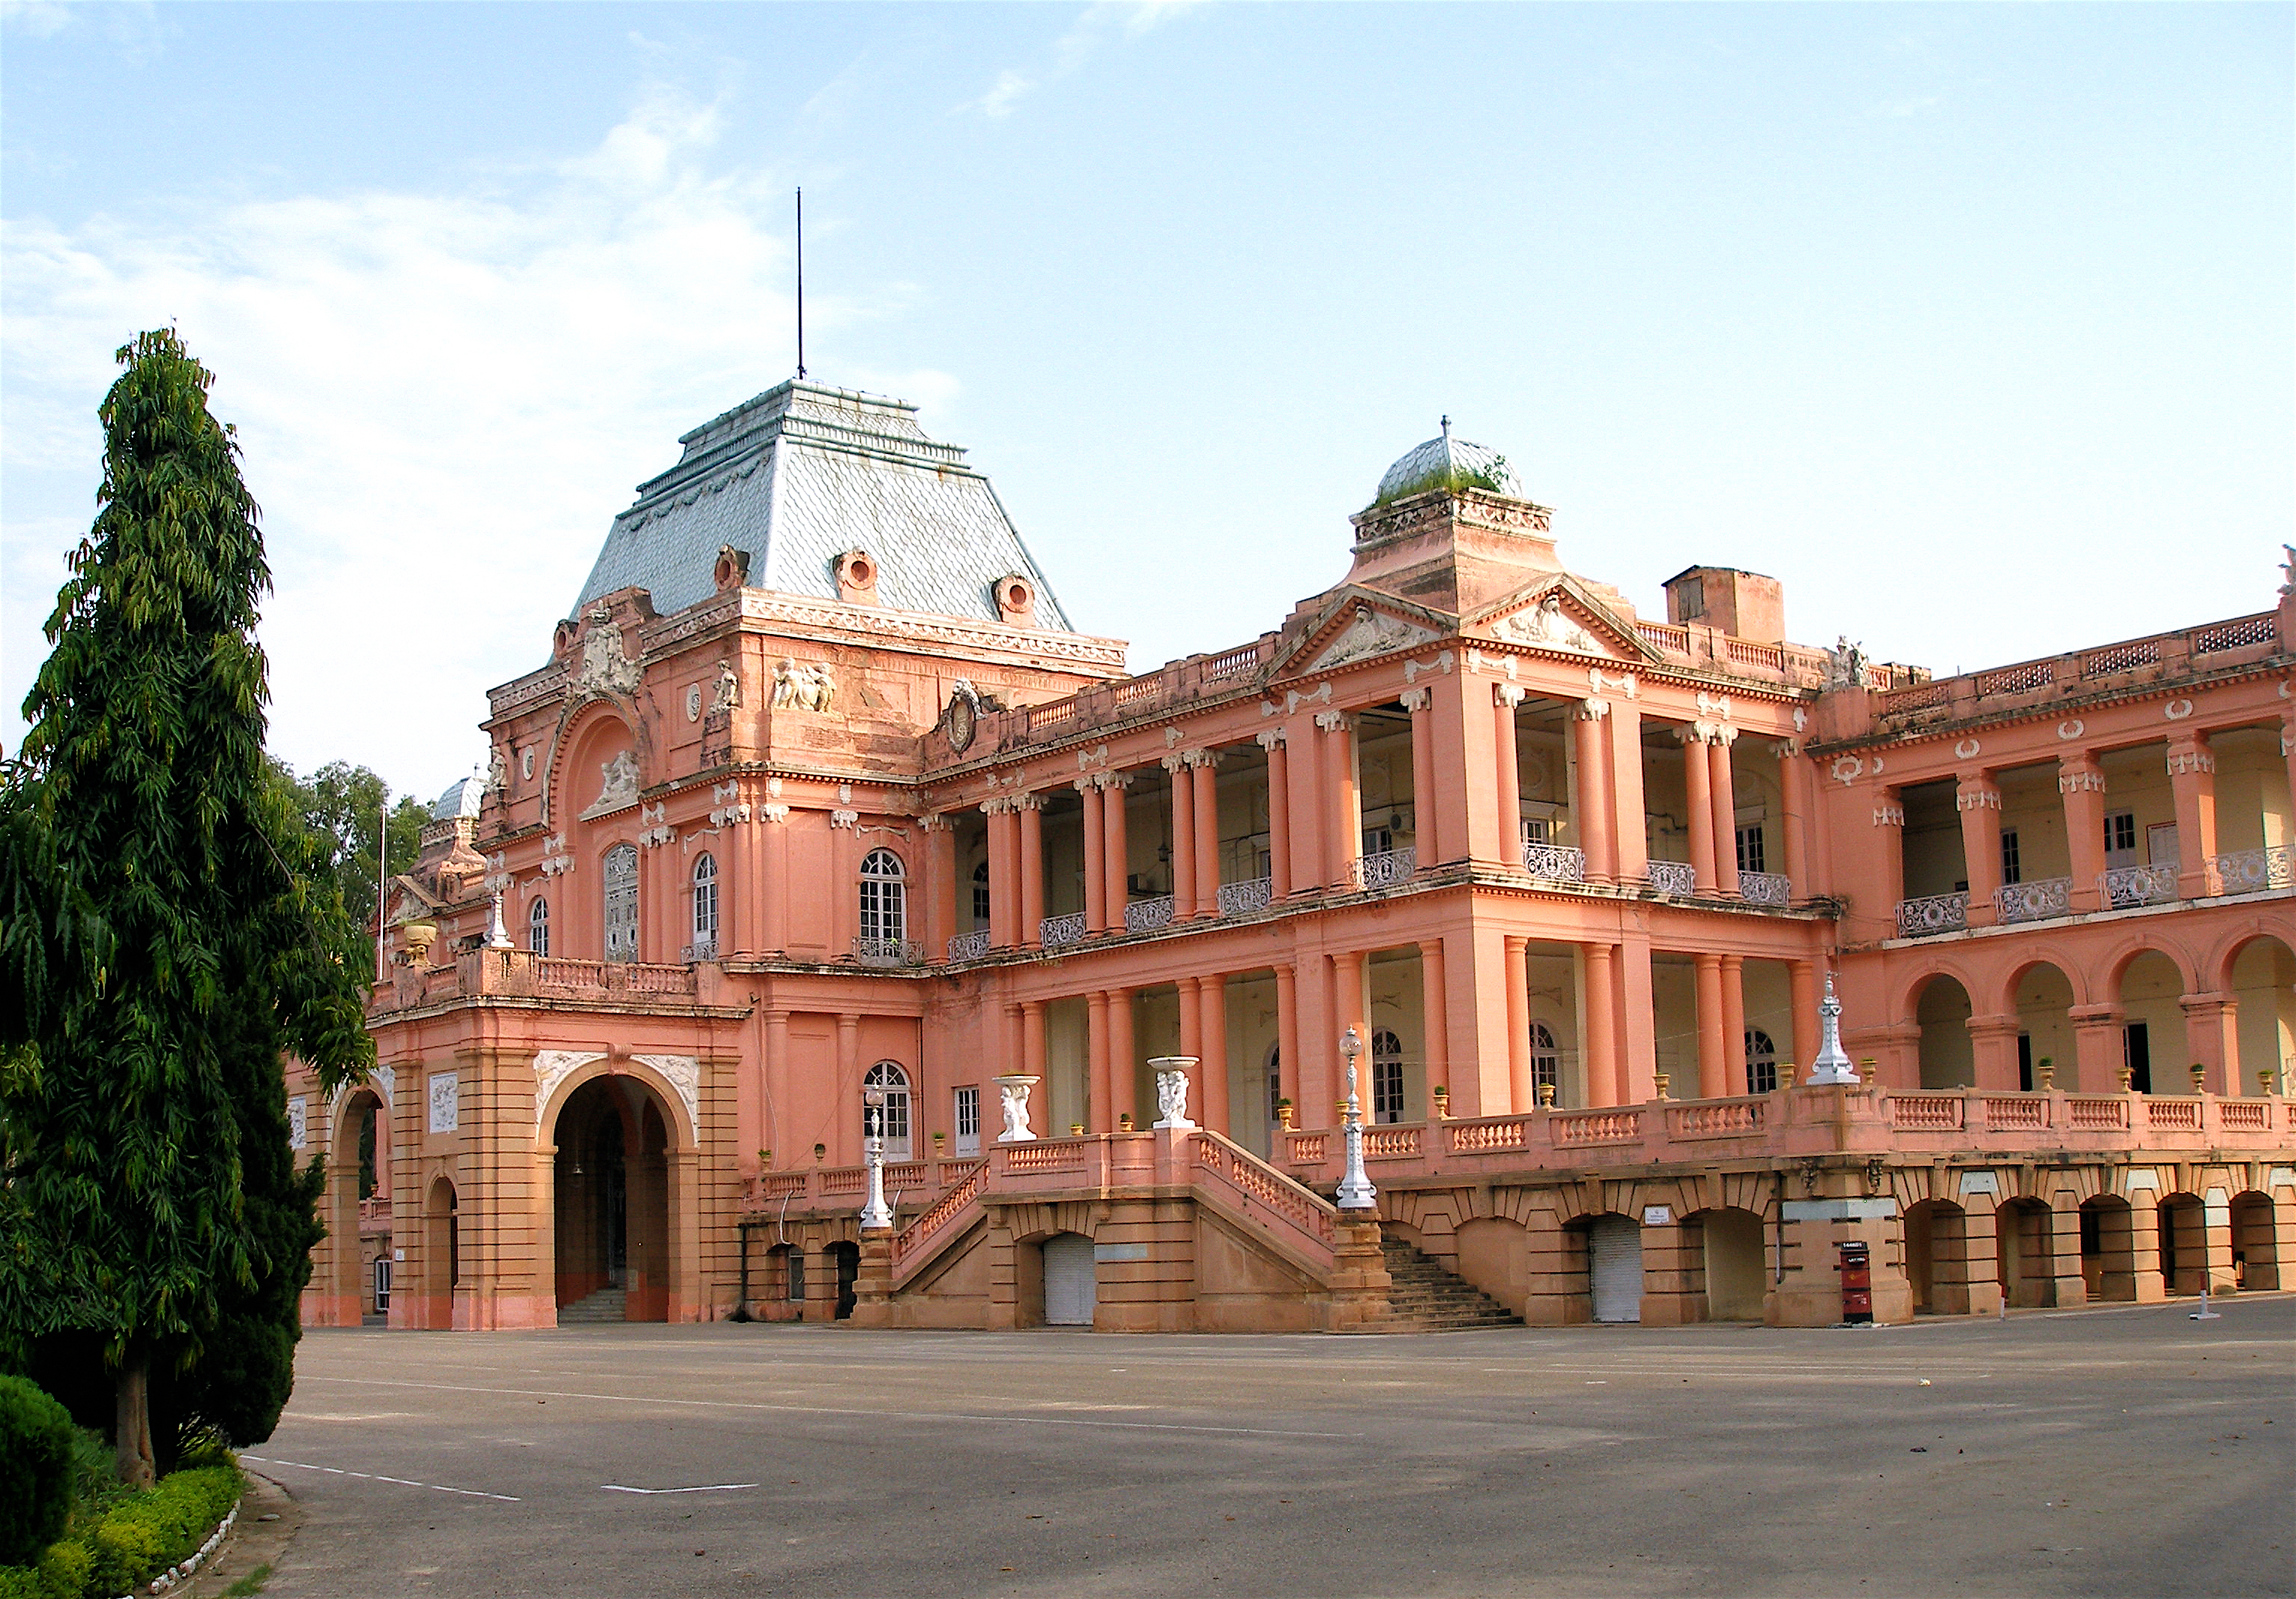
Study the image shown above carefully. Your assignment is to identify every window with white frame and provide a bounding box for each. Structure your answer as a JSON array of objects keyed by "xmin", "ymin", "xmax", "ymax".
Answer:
[
  {"xmin": 1371, "ymin": 1029, "xmax": 1405, "ymax": 1125},
  {"xmin": 860, "ymin": 849, "xmax": 907, "ymax": 947},
  {"xmin": 602, "ymin": 844, "xmax": 638, "ymax": 963},
  {"xmin": 1999, "ymin": 829, "xmax": 2021, "ymax": 886},
  {"xmin": 971, "ymin": 859, "xmax": 991, "ymax": 925},
  {"xmin": 1362, "ymin": 826, "xmax": 1395, "ymax": 857},
  {"xmin": 1266, "ymin": 1043, "xmax": 1286, "ymax": 1128},
  {"xmin": 528, "ymin": 895, "xmax": 549, "ymax": 955},
  {"xmin": 691, "ymin": 853, "xmax": 719, "ymax": 949},
  {"xmin": 1744, "ymin": 1028, "xmax": 1779, "ymax": 1095},
  {"xmin": 1735, "ymin": 823, "xmax": 1765, "ymax": 876},
  {"xmin": 2103, "ymin": 811, "xmax": 2138, "ymax": 862},
  {"xmin": 1529, "ymin": 1021, "xmax": 1561, "ymax": 1098},
  {"xmin": 863, "ymin": 1061, "xmax": 911, "ymax": 1159},
  {"xmin": 953, "ymin": 1085, "xmax": 980, "ymax": 1155}
]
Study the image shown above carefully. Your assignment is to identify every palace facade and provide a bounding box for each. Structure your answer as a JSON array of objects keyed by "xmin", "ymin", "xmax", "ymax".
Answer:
[{"xmin": 290, "ymin": 380, "xmax": 2295, "ymax": 1334}]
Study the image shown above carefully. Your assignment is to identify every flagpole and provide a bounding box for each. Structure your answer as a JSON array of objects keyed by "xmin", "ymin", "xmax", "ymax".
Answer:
[
  {"xmin": 796, "ymin": 187, "xmax": 807, "ymax": 380},
  {"xmin": 375, "ymin": 791, "xmax": 387, "ymax": 983}
]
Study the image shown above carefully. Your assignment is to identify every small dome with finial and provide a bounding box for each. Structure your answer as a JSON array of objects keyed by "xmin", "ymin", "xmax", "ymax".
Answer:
[{"xmin": 1373, "ymin": 416, "xmax": 1522, "ymax": 505}]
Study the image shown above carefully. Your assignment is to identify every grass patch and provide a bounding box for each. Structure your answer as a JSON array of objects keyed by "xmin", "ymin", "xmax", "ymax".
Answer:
[{"xmin": 223, "ymin": 1561, "xmax": 272, "ymax": 1595}]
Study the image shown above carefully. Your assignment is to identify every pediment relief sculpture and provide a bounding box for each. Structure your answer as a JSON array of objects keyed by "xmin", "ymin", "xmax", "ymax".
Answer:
[
  {"xmin": 573, "ymin": 605, "xmax": 644, "ymax": 698},
  {"xmin": 1310, "ymin": 604, "xmax": 1439, "ymax": 671},
  {"xmin": 770, "ymin": 656, "xmax": 836, "ymax": 712},
  {"xmin": 582, "ymin": 749, "xmax": 641, "ymax": 818},
  {"xmin": 1490, "ymin": 593, "xmax": 1610, "ymax": 656}
]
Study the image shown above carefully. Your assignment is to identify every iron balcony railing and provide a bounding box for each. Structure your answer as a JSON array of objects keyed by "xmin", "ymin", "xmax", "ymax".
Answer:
[
  {"xmin": 1039, "ymin": 912, "xmax": 1087, "ymax": 949},
  {"xmin": 2208, "ymin": 845, "xmax": 2292, "ymax": 897},
  {"xmin": 946, "ymin": 929, "xmax": 991, "ymax": 963},
  {"xmin": 2101, "ymin": 863, "xmax": 2178, "ymax": 910},
  {"xmin": 851, "ymin": 936, "xmax": 923, "ymax": 967},
  {"xmin": 1521, "ymin": 841, "xmax": 1586, "ymax": 883},
  {"xmin": 1123, "ymin": 895, "xmax": 1175, "ymax": 934},
  {"xmin": 1216, "ymin": 876, "xmax": 1273, "ymax": 916},
  {"xmin": 1738, "ymin": 870, "xmax": 1792, "ymax": 908},
  {"xmin": 1350, "ymin": 847, "xmax": 1417, "ymax": 892},
  {"xmin": 1994, "ymin": 877, "xmax": 2071, "ymax": 925},
  {"xmin": 1646, "ymin": 859, "xmax": 1696, "ymax": 897},
  {"xmin": 1896, "ymin": 891, "xmax": 1968, "ymax": 937}
]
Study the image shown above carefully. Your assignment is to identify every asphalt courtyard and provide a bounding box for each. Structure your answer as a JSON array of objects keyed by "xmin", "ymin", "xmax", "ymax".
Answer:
[{"xmin": 247, "ymin": 1298, "xmax": 2293, "ymax": 1599}]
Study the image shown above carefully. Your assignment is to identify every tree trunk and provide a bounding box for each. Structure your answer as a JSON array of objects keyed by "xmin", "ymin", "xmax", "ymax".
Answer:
[{"xmin": 115, "ymin": 1349, "xmax": 156, "ymax": 1488}]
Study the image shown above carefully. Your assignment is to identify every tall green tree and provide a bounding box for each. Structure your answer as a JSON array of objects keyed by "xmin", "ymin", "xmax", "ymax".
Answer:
[
  {"xmin": 0, "ymin": 328, "xmax": 371, "ymax": 1485},
  {"xmin": 278, "ymin": 759, "xmax": 427, "ymax": 977}
]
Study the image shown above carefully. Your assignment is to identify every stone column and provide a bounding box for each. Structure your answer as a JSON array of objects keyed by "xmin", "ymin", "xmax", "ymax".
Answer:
[
  {"xmin": 1777, "ymin": 740, "xmax": 1810, "ymax": 899},
  {"xmin": 1199, "ymin": 974, "xmax": 1230, "ymax": 1133},
  {"xmin": 2068, "ymin": 1003, "xmax": 2124, "ymax": 1095},
  {"xmin": 1110, "ymin": 989, "xmax": 1138, "ymax": 1129},
  {"xmin": 766, "ymin": 800, "xmax": 792, "ymax": 955},
  {"xmin": 1176, "ymin": 975, "xmax": 1202, "ymax": 1063},
  {"xmin": 1504, "ymin": 935, "xmax": 1533, "ymax": 1114},
  {"xmin": 1167, "ymin": 754, "xmax": 1197, "ymax": 919},
  {"xmin": 1191, "ymin": 752, "xmax": 1221, "ymax": 916},
  {"xmin": 764, "ymin": 1009, "xmax": 791, "ymax": 1167},
  {"xmin": 1258, "ymin": 729, "xmax": 1292, "ymax": 899},
  {"xmin": 1708, "ymin": 734, "xmax": 1741, "ymax": 897},
  {"xmin": 983, "ymin": 800, "xmax": 1015, "ymax": 949},
  {"xmin": 1329, "ymin": 951, "xmax": 1366, "ymax": 1116},
  {"xmin": 1789, "ymin": 960, "xmax": 1820, "ymax": 1084},
  {"xmin": 1694, "ymin": 952, "xmax": 1728, "ymax": 1099},
  {"xmin": 924, "ymin": 814, "xmax": 957, "ymax": 963},
  {"xmin": 2046, "ymin": 1199, "xmax": 2088, "ymax": 1310},
  {"xmin": 1583, "ymin": 942, "xmax": 1619, "ymax": 1107},
  {"xmin": 2166, "ymin": 733, "xmax": 2217, "ymax": 900},
  {"xmin": 1615, "ymin": 934, "xmax": 1659, "ymax": 1104},
  {"xmin": 1419, "ymin": 937, "xmax": 1450, "ymax": 1111},
  {"xmin": 1682, "ymin": 728, "xmax": 1718, "ymax": 893},
  {"xmin": 1720, "ymin": 954, "xmax": 1747, "ymax": 1098},
  {"xmin": 1320, "ymin": 712, "xmax": 1360, "ymax": 887},
  {"xmin": 1087, "ymin": 990, "xmax": 1112, "ymax": 1131},
  {"xmin": 1103, "ymin": 773, "xmax": 1132, "ymax": 928},
  {"xmin": 1080, "ymin": 779, "xmax": 1108, "ymax": 935},
  {"xmin": 1571, "ymin": 699, "xmax": 1614, "ymax": 881},
  {"xmin": 1966, "ymin": 1014, "xmax": 2022, "ymax": 1092},
  {"xmin": 1406, "ymin": 686, "xmax": 1442, "ymax": 866},
  {"xmin": 1872, "ymin": 787, "xmax": 1908, "ymax": 921},
  {"xmin": 1018, "ymin": 794, "xmax": 1045, "ymax": 949},
  {"xmin": 2125, "ymin": 1191, "xmax": 2170, "ymax": 1304},
  {"xmin": 1607, "ymin": 695, "xmax": 1649, "ymax": 886},
  {"xmin": 2059, "ymin": 752, "xmax": 2108, "ymax": 913},
  {"xmin": 1494, "ymin": 686, "xmax": 1525, "ymax": 864},
  {"xmin": 1957, "ymin": 770, "xmax": 2005, "ymax": 929},
  {"xmin": 2283, "ymin": 713, "xmax": 2296, "ymax": 843},
  {"xmin": 1022, "ymin": 1000, "xmax": 1047, "ymax": 1088},
  {"xmin": 837, "ymin": 1013, "xmax": 861, "ymax": 1161},
  {"xmin": 1275, "ymin": 964, "xmax": 1302, "ymax": 1128},
  {"xmin": 2181, "ymin": 993, "xmax": 2237, "ymax": 1095}
]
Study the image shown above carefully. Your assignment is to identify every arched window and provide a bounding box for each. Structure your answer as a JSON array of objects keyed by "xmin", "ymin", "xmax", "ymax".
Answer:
[
  {"xmin": 1529, "ymin": 1021, "xmax": 1561, "ymax": 1099},
  {"xmin": 862, "ymin": 1060, "xmax": 911, "ymax": 1159},
  {"xmin": 602, "ymin": 844, "xmax": 638, "ymax": 962},
  {"xmin": 860, "ymin": 849, "xmax": 907, "ymax": 952},
  {"xmin": 690, "ymin": 853, "xmax": 719, "ymax": 955},
  {"xmin": 1371, "ymin": 1029, "xmax": 1405, "ymax": 1125},
  {"xmin": 971, "ymin": 859, "xmax": 991, "ymax": 925},
  {"xmin": 528, "ymin": 895, "xmax": 549, "ymax": 956},
  {"xmin": 1745, "ymin": 1028, "xmax": 1780, "ymax": 1095}
]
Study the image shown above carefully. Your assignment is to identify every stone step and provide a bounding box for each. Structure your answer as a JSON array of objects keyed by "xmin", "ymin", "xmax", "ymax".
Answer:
[
  {"xmin": 558, "ymin": 1287, "xmax": 628, "ymax": 1325},
  {"xmin": 1377, "ymin": 1238, "xmax": 1521, "ymax": 1329}
]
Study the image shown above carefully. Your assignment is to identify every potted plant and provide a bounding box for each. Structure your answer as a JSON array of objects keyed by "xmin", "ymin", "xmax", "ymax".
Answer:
[{"xmin": 1275, "ymin": 1096, "xmax": 1294, "ymax": 1131}]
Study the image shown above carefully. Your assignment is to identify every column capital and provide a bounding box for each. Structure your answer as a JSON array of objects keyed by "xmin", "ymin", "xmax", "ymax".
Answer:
[
  {"xmin": 1255, "ymin": 727, "xmax": 1287, "ymax": 750},
  {"xmin": 1954, "ymin": 779, "xmax": 2002, "ymax": 811},
  {"xmin": 1183, "ymin": 748, "xmax": 1222, "ymax": 770},
  {"xmin": 1873, "ymin": 801, "xmax": 1906, "ymax": 828},
  {"xmin": 1014, "ymin": 791, "xmax": 1046, "ymax": 811},
  {"xmin": 1966, "ymin": 1013, "xmax": 2023, "ymax": 1042},
  {"xmin": 1493, "ymin": 683, "xmax": 1527, "ymax": 710},
  {"xmin": 1573, "ymin": 697, "xmax": 1610, "ymax": 722},
  {"xmin": 1399, "ymin": 686, "xmax": 1433, "ymax": 713},
  {"xmin": 2166, "ymin": 743, "xmax": 2216, "ymax": 776},
  {"xmin": 2067, "ymin": 1003, "xmax": 2125, "ymax": 1027},
  {"xmin": 1102, "ymin": 769, "xmax": 1134, "ymax": 789},
  {"xmin": 2058, "ymin": 753, "xmax": 2105, "ymax": 793},
  {"xmin": 919, "ymin": 812, "xmax": 955, "ymax": 832},
  {"xmin": 1314, "ymin": 709, "xmax": 1352, "ymax": 732}
]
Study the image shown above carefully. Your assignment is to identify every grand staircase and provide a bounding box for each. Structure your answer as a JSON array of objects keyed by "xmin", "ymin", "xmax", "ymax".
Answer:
[
  {"xmin": 557, "ymin": 1286, "xmax": 628, "ymax": 1325},
  {"xmin": 1379, "ymin": 1238, "xmax": 1521, "ymax": 1331}
]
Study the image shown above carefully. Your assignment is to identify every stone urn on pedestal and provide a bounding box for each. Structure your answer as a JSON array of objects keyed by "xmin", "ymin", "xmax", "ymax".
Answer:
[{"xmin": 992, "ymin": 1075, "xmax": 1041, "ymax": 1143}]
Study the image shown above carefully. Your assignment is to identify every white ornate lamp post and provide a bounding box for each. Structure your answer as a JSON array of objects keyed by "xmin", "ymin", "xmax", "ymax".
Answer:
[
  {"xmin": 1335, "ymin": 1026, "xmax": 1377, "ymax": 1212},
  {"xmin": 1804, "ymin": 973, "xmax": 1861, "ymax": 1086},
  {"xmin": 860, "ymin": 1086, "xmax": 893, "ymax": 1230},
  {"xmin": 992, "ymin": 1074, "xmax": 1040, "ymax": 1143},
  {"xmin": 1149, "ymin": 1057, "xmax": 1197, "ymax": 1130},
  {"xmin": 485, "ymin": 889, "xmax": 514, "ymax": 951}
]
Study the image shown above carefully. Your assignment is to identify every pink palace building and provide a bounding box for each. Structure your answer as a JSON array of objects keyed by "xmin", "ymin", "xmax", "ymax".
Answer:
[{"xmin": 289, "ymin": 380, "xmax": 2296, "ymax": 1334}]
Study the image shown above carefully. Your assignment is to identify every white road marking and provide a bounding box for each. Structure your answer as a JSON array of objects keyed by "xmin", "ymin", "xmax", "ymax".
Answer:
[
  {"xmin": 602, "ymin": 1483, "xmax": 761, "ymax": 1495},
  {"xmin": 241, "ymin": 1454, "xmax": 521, "ymax": 1502},
  {"xmin": 301, "ymin": 1375, "xmax": 1361, "ymax": 1439}
]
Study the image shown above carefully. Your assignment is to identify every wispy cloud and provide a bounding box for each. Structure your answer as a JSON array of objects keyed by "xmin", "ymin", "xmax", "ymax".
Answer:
[
  {"xmin": 1, "ymin": 84, "xmax": 949, "ymax": 793},
  {"xmin": 1872, "ymin": 94, "xmax": 1942, "ymax": 120},
  {"xmin": 958, "ymin": 1, "xmax": 1200, "ymax": 119}
]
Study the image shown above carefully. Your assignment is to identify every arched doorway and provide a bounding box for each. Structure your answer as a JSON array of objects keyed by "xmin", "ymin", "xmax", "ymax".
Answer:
[
  {"xmin": 1915, "ymin": 976, "xmax": 1975, "ymax": 1088},
  {"xmin": 1042, "ymin": 1233, "xmax": 1097, "ymax": 1326},
  {"xmin": 2118, "ymin": 952, "xmax": 2188, "ymax": 1095},
  {"xmin": 863, "ymin": 1062, "xmax": 913, "ymax": 1160},
  {"xmin": 1584, "ymin": 1214, "xmax": 1643, "ymax": 1323},
  {"xmin": 2157, "ymin": 1194, "xmax": 2206, "ymax": 1296},
  {"xmin": 1700, "ymin": 1209, "xmax": 1765, "ymax": 1321},
  {"xmin": 2226, "ymin": 936, "xmax": 2295, "ymax": 1097},
  {"xmin": 2006, "ymin": 963, "xmax": 2076, "ymax": 1091},
  {"xmin": 552, "ymin": 1077, "xmax": 674, "ymax": 1323},
  {"xmin": 2080, "ymin": 1196, "xmax": 2136, "ymax": 1301},
  {"xmin": 827, "ymin": 1241, "xmax": 860, "ymax": 1320},
  {"xmin": 333, "ymin": 1089, "xmax": 389, "ymax": 1324},
  {"xmin": 422, "ymin": 1176, "xmax": 458, "ymax": 1331},
  {"xmin": 2230, "ymin": 1193, "xmax": 2280, "ymax": 1290},
  {"xmin": 1996, "ymin": 1199, "xmax": 2055, "ymax": 1308}
]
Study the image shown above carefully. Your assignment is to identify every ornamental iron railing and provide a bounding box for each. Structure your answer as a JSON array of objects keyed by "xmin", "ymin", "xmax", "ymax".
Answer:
[
  {"xmin": 1216, "ymin": 876, "xmax": 1273, "ymax": 916},
  {"xmin": 1994, "ymin": 877, "xmax": 2071, "ymax": 925},
  {"xmin": 1521, "ymin": 842, "xmax": 1586, "ymax": 883},
  {"xmin": 1039, "ymin": 912, "xmax": 1087, "ymax": 948},
  {"xmin": 680, "ymin": 937, "xmax": 717, "ymax": 963},
  {"xmin": 946, "ymin": 929, "xmax": 991, "ymax": 963},
  {"xmin": 1738, "ymin": 870, "xmax": 1792, "ymax": 908},
  {"xmin": 1895, "ymin": 892, "xmax": 1968, "ymax": 937},
  {"xmin": 1646, "ymin": 859, "xmax": 1697, "ymax": 896},
  {"xmin": 851, "ymin": 936, "xmax": 923, "ymax": 967},
  {"xmin": 1350, "ymin": 847, "xmax": 1417, "ymax": 892},
  {"xmin": 2208, "ymin": 845, "xmax": 2292, "ymax": 897},
  {"xmin": 2100, "ymin": 863, "xmax": 2179, "ymax": 910},
  {"xmin": 1123, "ymin": 895, "xmax": 1175, "ymax": 934}
]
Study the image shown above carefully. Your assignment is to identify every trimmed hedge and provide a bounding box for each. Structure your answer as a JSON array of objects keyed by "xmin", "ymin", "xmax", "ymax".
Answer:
[
  {"xmin": 0, "ymin": 1462, "xmax": 241, "ymax": 1599},
  {"xmin": 0, "ymin": 1377, "xmax": 76, "ymax": 1565}
]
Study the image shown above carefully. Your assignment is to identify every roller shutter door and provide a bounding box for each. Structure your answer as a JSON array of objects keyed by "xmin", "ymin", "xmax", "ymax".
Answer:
[
  {"xmin": 1589, "ymin": 1215, "xmax": 1643, "ymax": 1323},
  {"xmin": 1043, "ymin": 1235, "xmax": 1097, "ymax": 1326}
]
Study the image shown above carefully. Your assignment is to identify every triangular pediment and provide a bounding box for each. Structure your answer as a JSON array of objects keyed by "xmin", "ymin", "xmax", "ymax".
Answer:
[
  {"xmin": 1466, "ymin": 577, "xmax": 1652, "ymax": 663},
  {"xmin": 1278, "ymin": 590, "xmax": 1448, "ymax": 676}
]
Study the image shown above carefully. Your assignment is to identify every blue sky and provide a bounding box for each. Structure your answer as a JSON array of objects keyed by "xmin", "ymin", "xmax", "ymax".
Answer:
[{"xmin": 4, "ymin": 2, "xmax": 2289, "ymax": 799}]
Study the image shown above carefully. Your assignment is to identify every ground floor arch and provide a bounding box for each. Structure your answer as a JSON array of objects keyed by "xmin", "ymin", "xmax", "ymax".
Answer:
[
  {"xmin": 1042, "ymin": 1233, "xmax": 1097, "ymax": 1326},
  {"xmin": 2229, "ymin": 1192, "xmax": 2280, "ymax": 1291},
  {"xmin": 1996, "ymin": 1197, "xmax": 2055, "ymax": 1308},
  {"xmin": 552, "ymin": 1075, "xmax": 676, "ymax": 1323},
  {"xmin": 2157, "ymin": 1194, "xmax": 2206, "ymax": 1296},
  {"xmin": 1698, "ymin": 1208, "xmax": 1765, "ymax": 1321},
  {"xmin": 1915, "ymin": 975, "xmax": 1975, "ymax": 1088},
  {"xmin": 2080, "ymin": 1195, "xmax": 2136, "ymax": 1302},
  {"xmin": 1583, "ymin": 1213, "xmax": 1643, "ymax": 1323}
]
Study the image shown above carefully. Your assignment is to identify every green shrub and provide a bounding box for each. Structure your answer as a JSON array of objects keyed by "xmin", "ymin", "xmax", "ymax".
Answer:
[
  {"xmin": 0, "ymin": 1462, "xmax": 239, "ymax": 1599},
  {"xmin": 0, "ymin": 1376, "xmax": 76, "ymax": 1565}
]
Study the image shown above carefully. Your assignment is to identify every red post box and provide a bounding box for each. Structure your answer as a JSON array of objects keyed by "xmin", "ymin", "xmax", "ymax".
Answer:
[{"xmin": 1836, "ymin": 1239, "xmax": 1873, "ymax": 1325}]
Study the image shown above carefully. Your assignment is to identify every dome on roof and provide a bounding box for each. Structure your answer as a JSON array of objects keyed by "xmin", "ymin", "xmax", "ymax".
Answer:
[
  {"xmin": 431, "ymin": 775, "xmax": 482, "ymax": 822},
  {"xmin": 1374, "ymin": 429, "xmax": 1522, "ymax": 505}
]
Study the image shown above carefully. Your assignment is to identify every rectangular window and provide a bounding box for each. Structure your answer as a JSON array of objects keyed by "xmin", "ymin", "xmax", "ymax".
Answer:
[
  {"xmin": 1735, "ymin": 824, "xmax": 1765, "ymax": 876},
  {"xmin": 1362, "ymin": 826, "xmax": 1394, "ymax": 857},
  {"xmin": 2017, "ymin": 1033, "xmax": 2033, "ymax": 1092},
  {"xmin": 786, "ymin": 1248, "xmax": 806, "ymax": 1302},
  {"xmin": 2103, "ymin": 811, "xmax": 2138, "ymax": 859},
  {"xmin": 1522, "ymin": 817, "xmax": 1551, "ymax": 847},
  {"xmin": 954, "ymin": 1086, "xmax": 981, "ymax": 1156},
  {"xmin": 2000, "ymin": 829, "xmax": 2022, "ymax": 886}
]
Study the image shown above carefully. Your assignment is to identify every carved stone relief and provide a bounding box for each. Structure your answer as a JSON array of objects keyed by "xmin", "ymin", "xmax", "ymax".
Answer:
[
  {"xmin": 533, "ymin": 1051, "xmax": 607, "ymax": 1134},
  {"xmin": 1311, "ymin": 605, "xmax": 1438, "ymax": 671},
  {"xmin": 632, "ymin": 1054, "xmax": 702, "ymax": 1137}
]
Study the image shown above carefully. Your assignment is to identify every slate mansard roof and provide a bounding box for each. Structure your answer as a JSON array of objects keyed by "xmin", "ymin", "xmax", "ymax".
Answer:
[{"xmin": 574, "ymin": 380, "xmax": 1075, "ymax": 629}]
